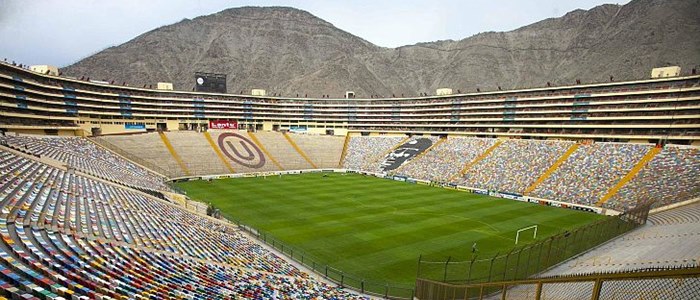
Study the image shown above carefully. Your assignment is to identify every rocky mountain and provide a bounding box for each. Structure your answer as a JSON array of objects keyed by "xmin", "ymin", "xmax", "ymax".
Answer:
[{"xmin": 62, "ymin": 0, "xmax": 700, "ymax": 97}]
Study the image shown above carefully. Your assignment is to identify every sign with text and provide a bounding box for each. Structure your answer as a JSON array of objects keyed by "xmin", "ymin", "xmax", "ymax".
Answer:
[
  {"xmin": 209, "ymin": 120, "xmax": 238, "ymax": 130},
  {"xmin": 125, "ymin": 123, "xmax": 145, "ymax": 130}
]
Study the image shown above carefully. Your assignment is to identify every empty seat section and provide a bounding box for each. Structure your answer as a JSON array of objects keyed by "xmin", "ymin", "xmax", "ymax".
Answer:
[
  {"xmin": 0, "ymin": 149, "xmax": 367, "ymax": 298},
  {"xmin": 399, "ymin": 137, "xmax": 496, "ymax": 182},
  {"xmin": 532, "ymin": 142, "xmax": 652, "ymax": 206},
  {"xmin": 165, "ymin": 131, "xmax": 229, "ymax": 175},
  {"xmin": 342, "ymin": 135, "xmax": 405, "ymax": 171},
  {"xmin": 206, "ymin": 130, "xmax": 277, "ymax": 173},
  {"xmin": 1, "ymin": 135, "xmax": 170, "ymax": 191},
  {"xmin": 100, "ymin": 133, "xmax": 183, "ymax": 178},
  {"xmin": 288, "ymin": 133, "xmax": 345, "ymax": 168},
  {"xmin": 606, "ymin": 145, "xmax": 700, "ymax": 211},
  {"xmin": 252, "ymin": 131, "xmax": 311, "ymax": 170},
  {"xmin": 460, "ymin": 139, "xmax": 574, "ymax": 194}
]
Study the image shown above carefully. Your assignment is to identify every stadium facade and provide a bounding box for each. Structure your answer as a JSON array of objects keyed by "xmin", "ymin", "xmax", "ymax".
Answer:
[
  {"xmin": 0, "ymin": 60, "xmax": 699, "ymax": 299},
  {"xmin": 1, "ymin": 61, "xmax": 698, "ymax": 144}
]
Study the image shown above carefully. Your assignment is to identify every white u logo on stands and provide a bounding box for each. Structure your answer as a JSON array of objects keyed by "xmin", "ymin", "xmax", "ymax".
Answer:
[{"xmin": 217, "ymin": 133, "xmax": 266, "ymax": 168}]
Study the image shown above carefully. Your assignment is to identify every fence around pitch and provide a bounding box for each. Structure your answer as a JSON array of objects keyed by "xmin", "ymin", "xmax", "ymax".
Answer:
[
  {"xmin": 415, "ymin": 265, "xmax": 700, "ymax": 300},
  {"xmin": 219, "ymin": 210, "xmax": 416, "ymax": 299},
  {"xmin": 416, "ymin": 204, "xmax": 650, "ymax": 292}
]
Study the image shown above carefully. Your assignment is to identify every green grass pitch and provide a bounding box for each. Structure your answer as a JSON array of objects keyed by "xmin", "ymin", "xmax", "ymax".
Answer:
[{"xmin": 177, "ymin": 172, "xmax": 604, "ymax": 287}]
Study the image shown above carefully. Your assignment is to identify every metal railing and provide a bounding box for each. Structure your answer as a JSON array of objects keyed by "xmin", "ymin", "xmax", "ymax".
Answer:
[
  {"xmin": 415, "ymin": 265, "xmax": 700, "ymax": 300},
  {"xmin": 416, "ymin": 204, "xmax": 650, "ymax": 291},
  {"xmin": 217, "ymin": 210, "xmax": 416, "ymax": 299}
]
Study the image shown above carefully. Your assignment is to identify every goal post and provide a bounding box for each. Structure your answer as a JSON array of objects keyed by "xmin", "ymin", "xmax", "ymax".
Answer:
[{"xmin": 515, "ymin": 225, "xmax": 538, "ymax": 245}]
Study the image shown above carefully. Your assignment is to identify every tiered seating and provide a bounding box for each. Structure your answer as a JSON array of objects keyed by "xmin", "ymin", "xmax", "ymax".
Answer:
[
  {"xmin": 93, "ymin": 132, "xmax": 698, "ymax": 214},
  {"xmin": 0, "ymin": 149, "xmax": 367, "ymax": 299},
  {"xmin": 498, "ymin": 202, "xmax": 700, "ymax": 299},
  {"xmin": 342, "ymin": 135, "xmax": 404, "ymax": 171},
  {"xmin": 205, "ymin": 130, "xmax": 278, "ymax": 173},
  {"xmin": 252, "ymin": 131, "xmax": 312, "ymax": 170},
  {"xmin": 605, "ymin": 145, "xmax": 700, "ymax": 211},
  {"xmin": 99, "ymin": 133, "xmax": 183, "ymax": 177},
  {"xmin": 0, "ymin": 134, "xmax": 698, "ymax": 298},
  {"xmin": 648, "ymin": 201, "xmax": 700, "ymax": 225},
  {"xmin": 334, "ymin": 135, "xmax": 699, "ymax": 210},
  {"xmin": 104, "ymin": 131, "xmax": 345, "ymax": 175},
  {"xmin": 0, "ymin": 135, "xmax": 171, "ymax": 192},
  {"xmin": 549, "ymin": 202, "xmax": 700, "ymax": 275},
  {"xmin": 165, "ymin": 131, "xmax": 230, "ymax": 176},
  {"xmin": 397, "ymin": 137, "xmax": 496, "ymax": 182},
  {"xmin": 287, "ymin": 133, "xmax": 345, "ymax": 168},
  {"xmin": 378, "ymin": 136, "xmax": 441, "ymax": 173},
  {"xmin": 460, "ymin": 139, "xmax": 574, "ymax": 194},
  {"xmin": 4, "ymin": 59, "xmax": 700, "ymax": 140},
  {"xmin": 532, "ymin": 143, "xmax": 652, "ymax": 206}
]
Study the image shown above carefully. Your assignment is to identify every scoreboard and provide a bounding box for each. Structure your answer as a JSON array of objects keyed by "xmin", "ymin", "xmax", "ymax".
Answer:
[{"xmin": 194, "ymin": 72, "xmax": 227, "ymax": 93}]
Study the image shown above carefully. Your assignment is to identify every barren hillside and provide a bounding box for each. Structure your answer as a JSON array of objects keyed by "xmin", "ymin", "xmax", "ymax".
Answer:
[{"xmin": 62, "ymin": 0, "xmax": 700, "ymax": 97}]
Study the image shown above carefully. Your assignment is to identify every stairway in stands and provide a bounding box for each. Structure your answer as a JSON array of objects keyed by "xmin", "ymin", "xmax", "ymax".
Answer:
[
  {"xmin": 596, "ymin": 147, "xmax": 662, "ymax": 206},
  {"xmin": 283, "ymin": 132, "xmax": 318, "ymax": 169},
  {"xmin": 524, "ymin": 143, "xmax": 580, "ymax": 195},
  {"xmin": 203, "ymin": 131, "xmax": 236, "ymax": 173},
  {"xmin": 449, "ymin": 139, "xmax": 504, "ymax": 182},
  {"xmin": 158, "ymin": 132, "xmax": 191, "ymax": 176}
]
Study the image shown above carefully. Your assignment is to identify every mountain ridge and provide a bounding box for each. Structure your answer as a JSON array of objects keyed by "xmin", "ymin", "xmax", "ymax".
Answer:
[{"xmin": 62, "ymin": 0, "xmax": 700, "ymax": 97}]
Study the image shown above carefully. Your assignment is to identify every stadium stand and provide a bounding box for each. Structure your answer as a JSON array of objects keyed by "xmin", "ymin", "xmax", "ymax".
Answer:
[
  {"xmin": 2, "ymin": 60, "xmax": 698, "ymax": 141},
  {"xmin": 531, "ymin": 142, "xmax": 652, "ymax": 206},
  {"xmin": 284, "ymin": 133, "xmax": 344, "ymax": 168},
  {"xmin": 250, "ymin": 131, "xmax": 313, "ymax": 170},
  {"xmin": 459, "ymin": 139, "xmax": 574, "ymax": 194},
  {"xmin": 98, "ymin": 131, "xmax": 360, "ymax": 175},
  {"xmin": 0, "ymin": 135, "xmax": 171, "ymax": 192},
  {"xmin": 0, "ymin": 149, "xmax": 367, "ymax": 299},
  {"xmin": 206, "ymin": 130, "xmax": 278, "ymax": 173},
  {"xmin": 338, "ymin": 135, "xmax": 700, "ymax": 211},
  {"xmin": 605, "ymin": 145, "xmax": 700, "ymax": 211},
  {"xmin": 547, "ymin": 202, "xmax": 700, "ymax": 275},
  {"xmin": 159, "ymin": 131, "xmax": 192, "ymax": 176},
  {"xmin": 97, "ymin": 133, "xmax": 184, "ymax": 178},
  {"xmin": 375, "ymin": 136, "xmax": 441, "ymax": 173},
  {"xmin": 164, "ymin": 131, "xmax": 231, "ymax": 176},
  {"xmin": 348, "ymin": 136, "xmax": 443, "ymax": 173},
  {"xmin": 397, "ymin": 137, "xmax": 497, "ymax": 182},
  {"xmin": 342, "ymin": 135, "xmax": 405, "ymax": 171}
]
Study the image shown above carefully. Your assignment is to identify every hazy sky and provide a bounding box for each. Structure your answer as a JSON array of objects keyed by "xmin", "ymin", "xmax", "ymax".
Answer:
[{"xmin": 0, "ymin": 0, "xmax": 630, "ymax": 67}]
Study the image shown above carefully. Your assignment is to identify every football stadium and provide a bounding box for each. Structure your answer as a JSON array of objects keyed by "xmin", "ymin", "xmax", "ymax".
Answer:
[{"xmin": 0, "ymin": 1, "xmax": 699, "ymax": 299}]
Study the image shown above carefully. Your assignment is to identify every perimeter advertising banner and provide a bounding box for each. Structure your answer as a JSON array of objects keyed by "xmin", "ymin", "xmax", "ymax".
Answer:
[
  {"xmin": 472, "ymin": 188, "xmax": 489, "ymax": 195},
  {"xmin": 209, "ymin": 120, "xmax": 238, "ymax": 129},
  {"xmin": 392, "ymin": 175, "xmax": 407, "ymax": 182}
]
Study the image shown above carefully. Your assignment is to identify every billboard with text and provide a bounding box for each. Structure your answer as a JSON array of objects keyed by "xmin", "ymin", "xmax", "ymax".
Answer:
[{"xmin": 209, "ymin": 120, "xmax": 238, "ymax": 129}]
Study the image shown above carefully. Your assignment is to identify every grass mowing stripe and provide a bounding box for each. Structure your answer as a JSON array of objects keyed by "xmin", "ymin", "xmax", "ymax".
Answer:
[{"xmin": 177, "ymin": 172, "xmax": 604, "ymax": 286}]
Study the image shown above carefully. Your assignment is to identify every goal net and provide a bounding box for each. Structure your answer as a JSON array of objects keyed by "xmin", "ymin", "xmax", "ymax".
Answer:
[{"xmin": 515, "ymin": 225, "xmax": 538, "ymax": 245}]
